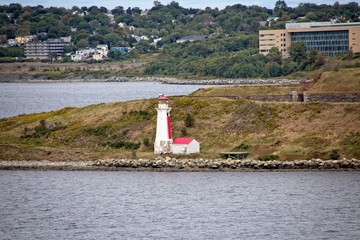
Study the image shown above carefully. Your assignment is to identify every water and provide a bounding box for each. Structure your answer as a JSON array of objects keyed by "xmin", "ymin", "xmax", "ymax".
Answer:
[
  {"xmin": 0, "ymin": 171, "xmax": 359, "ymax": 240},
  {"xmin": 0, "ymin": 82, "xmax": 208, "ymax": 118}
]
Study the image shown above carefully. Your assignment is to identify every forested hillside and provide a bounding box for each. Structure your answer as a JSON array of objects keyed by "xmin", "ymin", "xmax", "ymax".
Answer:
[{"xmin": 1, "ymin": 1, "xmax": 359, "ymax": 78}]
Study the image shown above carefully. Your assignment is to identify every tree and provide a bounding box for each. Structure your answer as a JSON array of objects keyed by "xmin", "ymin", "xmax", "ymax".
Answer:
[
  {"xmin": 104, "ymin": 32, "xmax": 121, "ymax": 46},
  {"xmin": 108, "ymin": 50, "xmax": 123, "ymax": 61},
  {"xmin": 76, "ymin": 39, "xmax": 89, "ymax": 48},
  {"xmin": 111, "ymin": 6, "xmax": 124, "ymax": 16},
  {"xmin": 274, "ymin": 0, "xmax": 288, "ymax": 11},
  {"xmin": 274, "ymin": 0, "xmax": 288, "ymax": 15},
  {"xmin": 267, "ymin": 47, "xmax": 282, "ymax": 63},
  {"xmin": 184, "ymin": 113, "xmax": 195, "ymax": 127},
  {"xmin": 289, "ymin": 42, "xmax": 307, "ymax": 63},
  {"xmin": 263, "ymin": 62, "xmax": 282, "ymax": 77},
  {"xmin": 308, "ymin": 48, "xmax": 318, "ymax": 64}
]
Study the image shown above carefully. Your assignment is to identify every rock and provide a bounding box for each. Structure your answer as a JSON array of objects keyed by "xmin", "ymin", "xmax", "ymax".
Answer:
[{"xmin": 209, "ymin": 162, "xmax": 220, "ymax": 169}]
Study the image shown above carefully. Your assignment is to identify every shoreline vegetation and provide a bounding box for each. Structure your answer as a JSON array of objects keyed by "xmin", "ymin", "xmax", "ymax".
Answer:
[{"xmin": 1, "ymin": 158, "xmax": 359, "ymax": 172}]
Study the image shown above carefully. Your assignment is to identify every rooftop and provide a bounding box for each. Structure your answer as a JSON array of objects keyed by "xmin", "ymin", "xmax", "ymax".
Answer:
[
  {"xmin": 173, "ymin": 138, "xmax": 195, "ymax": 144},
  {"xmin": 177, "ymin": 35, "xmax": 207, "ymax": 42},
  {"xmin": 286, "ymin": 22, "xmax": 360, "ymax": 29}
]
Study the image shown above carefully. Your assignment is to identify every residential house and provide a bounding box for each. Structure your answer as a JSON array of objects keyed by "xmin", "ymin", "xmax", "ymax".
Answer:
[
  {"xmin": 71, "ymin": 48, "xmax": 95, "ymax": 61},
  {"xmin": 92, "ymin": 44, "xmax": 108, "ymax": 60}
]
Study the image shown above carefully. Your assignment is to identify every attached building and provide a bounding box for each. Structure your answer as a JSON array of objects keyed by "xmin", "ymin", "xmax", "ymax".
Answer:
[
  {"xmin": 259, "ymin": 22, "xmax": 360, "ymax": 58},
  {"xmin": 172, "ymin": 138, "xmax": 200, "ymax": 154}
]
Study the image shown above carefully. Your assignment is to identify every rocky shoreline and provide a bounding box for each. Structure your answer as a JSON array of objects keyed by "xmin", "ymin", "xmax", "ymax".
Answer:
[
  {"xmin": 1, "ymin": 158, "xmax": 359, "ymax": 172},
  {"xmin": 0, "ymin": 74, "xmax": 312, "ymax": 85}
]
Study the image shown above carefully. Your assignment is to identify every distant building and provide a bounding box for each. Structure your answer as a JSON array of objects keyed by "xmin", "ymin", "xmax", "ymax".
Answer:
[
  {"xmin": 92, "ymin": 53, "xmax": 106, "ymax": 60},
  {"xmin": 60, "ymin": 36, "xmax": 72, "ymax": 43},
  {"xmin": 111, "ymin": 47, "xmax": 126, "ymax": 53},
  {"xmin": 8, "ymin": 39, "xmax": 18, "ymax": 46},
  {"xmin": 71, "ymin": 48, "xmax": 95, "ymax": 61},
  {"xmin": 106, "ymin": 13, "xmax": 115, "ymax": 24},
  {"xmin": 15, "ymin": 37, "xmax": 29, "ymax": 45},
  {"xmin": 172, "ymin": 138, "xmax": 200, "ymax": 154},
  {"xmin": 71, "ymin": 54, "xmax": 83, "ymax": 61},
  {"xmin": 25, "ymin": 38, "xmax": 71, "ymax": 60},
  {"xmin": 176, "ymin": 35, "xmax": 207, "ymax": 43},
  {"xmin": 259, "ymin": 22, "xmax": 360, "ymax": 57},
  {"xmin": 96, "ymin": 44, "xmax": 108, "ymax": 54},
  {"xmin": 118, "ymin": 22, "xmax": 126, "ymax": 28},
  {"xmin": 266, "ymin": 17, "xmax": 279, "ymax": 27}
]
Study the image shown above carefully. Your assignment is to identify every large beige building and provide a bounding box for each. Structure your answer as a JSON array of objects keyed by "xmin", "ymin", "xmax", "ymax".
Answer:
[
  {"xmin": 25, "ymin": 39, "xmax": 70, "ymax": 60},
  {"xmin": 259, "ymin": 22, "xmax": 360, "ymax": 58}
]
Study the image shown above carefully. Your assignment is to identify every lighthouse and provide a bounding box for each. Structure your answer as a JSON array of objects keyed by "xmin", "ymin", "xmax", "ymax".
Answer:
[{"xmin": 154, "ymin": 94, "xmax": 173, "ymax": 154}]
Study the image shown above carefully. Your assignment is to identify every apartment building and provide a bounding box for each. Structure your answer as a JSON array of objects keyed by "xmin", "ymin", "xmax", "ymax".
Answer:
[
  {"xmin": 25, "ymin": 38, "xmax": 70, "ymax": 60},
  {"xmin": 259, "ymin": 22, "xmax": 360, "ymax": 58}
]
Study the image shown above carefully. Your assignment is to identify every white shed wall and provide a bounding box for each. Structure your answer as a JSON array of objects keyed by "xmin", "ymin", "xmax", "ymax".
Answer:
[{"xmin": 172, "ymin": 140, "xmax": 200, "ymax": 154}]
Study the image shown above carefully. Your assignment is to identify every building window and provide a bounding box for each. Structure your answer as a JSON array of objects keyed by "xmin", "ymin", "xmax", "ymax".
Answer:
[
  {"xmin": 291, "ymin": 30, "xmax": 349, "ymax": 56},
  {"xmin": 260, "ymin": 34, "xmax": 275, "ymax": 37}
]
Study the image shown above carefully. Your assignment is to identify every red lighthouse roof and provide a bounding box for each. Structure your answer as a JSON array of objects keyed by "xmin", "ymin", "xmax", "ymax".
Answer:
[
  {"xmin": 173, "ymin": 138, "xmax": 194, "ymax": 144},
  {"xmin": 158, "ymin": 95, "xmax": 168, "ymax": 101}
]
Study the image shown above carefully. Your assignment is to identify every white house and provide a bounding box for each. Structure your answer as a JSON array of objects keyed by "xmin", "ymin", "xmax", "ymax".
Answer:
[
  {"xmin": 8, "ymin": 39, "xmax": 18, "ymax": 46},
  {"xmin": 172, "ymin": 138, "xmax": 200, "ymax": 154},
  {"xmin": 96, "ymin": 44, "xmax": 108, "ymax": 55},
  {"xmin": 71, "ymin": 54, "xmax": 83, "ymax": 61},
  {"xmin": 71, "ymin": 48, "xmax": 94, "ymax": 61}
]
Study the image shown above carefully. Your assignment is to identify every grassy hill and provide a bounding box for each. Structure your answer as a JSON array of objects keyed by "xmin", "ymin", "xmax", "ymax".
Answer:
[
  {"xmin": 1, "ymin": 95, "xmax": 359, "ymax": 161},
  {"xmin": 191, "ymin": 68, "xmax": 360, "ymax": 97}
]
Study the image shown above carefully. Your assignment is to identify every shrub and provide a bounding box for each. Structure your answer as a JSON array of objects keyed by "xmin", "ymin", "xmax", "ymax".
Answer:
[
  {"xmin": 234, "ymin": 143, "xmax": 251, "ymax": 150},
  {"xmin": 83, "ymin": 126, "xmax": 111, "ymax": 137},
  {"xmin": 22, "ymin": 120, "xmax": 63, "ymax": 138},
  {"xmin": 258, "ymin": 154, "xmax": 279, "ymax": 161},
  {"xmin": 143, "ymin": 137, "xmax": 150, "ymax": 147},
  {"xmin": 181, "ymin": 127, "xmax": 187, "ymax": 136},
  {"xmin": 184, "ymin": 113, "xmax": 195, "ymax": 127},
  {"xmin": 330, "ymin": 149, "xmax": 340, "ymax": 160}
]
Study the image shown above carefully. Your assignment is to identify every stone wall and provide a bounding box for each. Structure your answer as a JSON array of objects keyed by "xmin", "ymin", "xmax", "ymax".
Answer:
[
  {"xmin": 237, "ymin": 92, "xmax": 360, "ymax": 103},
  {"xmin": 241, "ymin": 94, "xmax": 293, "ymax": 102},
  {"xmin": 305, "ymin": 93, "xmax": 360, "ymax": 102}
]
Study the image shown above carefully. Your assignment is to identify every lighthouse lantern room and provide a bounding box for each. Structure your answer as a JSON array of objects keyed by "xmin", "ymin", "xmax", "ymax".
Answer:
[{"xmin": 154, "ymin": 94, "xmax": 173, "ymax": 154}]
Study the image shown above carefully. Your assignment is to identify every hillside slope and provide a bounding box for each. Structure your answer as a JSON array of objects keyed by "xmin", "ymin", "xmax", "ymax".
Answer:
[{"xmin": 1, "ymin": 97, "xmax": 359, "ymax": 161}]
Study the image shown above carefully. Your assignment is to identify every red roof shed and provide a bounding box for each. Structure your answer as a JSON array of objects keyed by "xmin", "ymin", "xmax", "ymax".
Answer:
[{"xmin": 173, "ymin": 138, "xmax": 194, "ymax": 144}]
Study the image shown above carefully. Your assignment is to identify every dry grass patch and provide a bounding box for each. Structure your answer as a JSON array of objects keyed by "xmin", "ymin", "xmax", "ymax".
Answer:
[{"xmin": 308, "ymin": 68, "xmax": 360, "ymax": 93}]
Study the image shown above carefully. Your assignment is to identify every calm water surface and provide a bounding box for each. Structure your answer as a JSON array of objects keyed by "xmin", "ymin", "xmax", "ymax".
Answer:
[
  {"xmin": 0, "ymin": 82, "xmax": 209, "ymax": 118},
  {"xmin": 0, "ymin": 171, "xmax": 359, "ymax": 239}
]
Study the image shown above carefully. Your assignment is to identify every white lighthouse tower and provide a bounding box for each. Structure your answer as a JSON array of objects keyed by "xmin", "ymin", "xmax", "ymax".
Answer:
[{"xmin": 154, "ymin": 94, "xmax": 173, "ymax": 154}]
